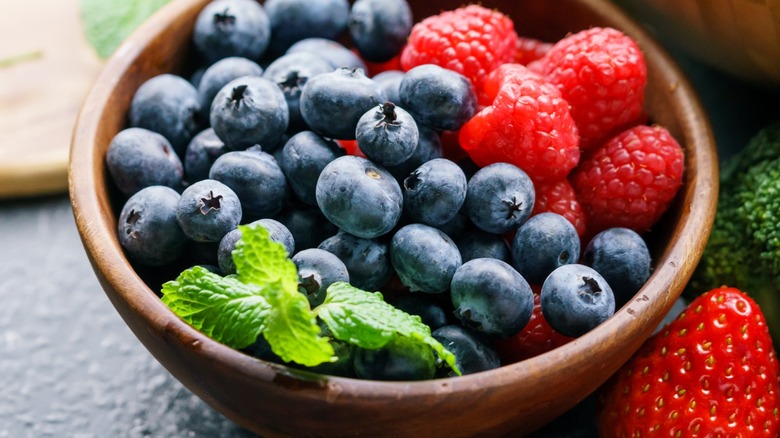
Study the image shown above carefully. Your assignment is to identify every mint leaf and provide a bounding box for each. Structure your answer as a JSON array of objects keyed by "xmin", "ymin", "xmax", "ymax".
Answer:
[
  {"xmin": 233, "ymin": 224, "xmax": 334, "ymax": 366},
  {"xmin": 262, "ymin": 279, "xmax": 336, "ymax": 366},
  {"xmin": 161, "ymin": 266, "xmax": 271, "ymax": 349},
  {"xmin": 233, "ymin": 224, "xmax": 298, "ymax": 293},
  {"xmin": 317, "ymin": 282, "xmax": 461, "ymax": 375},
  {"xmin": 81, "ymin": 0, "xmax": 171, "ymax": 59}
]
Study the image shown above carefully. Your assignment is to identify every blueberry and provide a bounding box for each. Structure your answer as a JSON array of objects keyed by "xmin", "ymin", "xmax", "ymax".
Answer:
[
  {"xmin": 106, "ymin": 127, "xmax": 184, "ymax": 196},
  {"xmin": 262, "ymin": 52, "xmax": 333, "ymax": 132},
  {"xmin": 117, "ymin": 186, "xmax": 188, "ymax": 266},
  {"xmin": 193, "ymin": 0, "xmax": 271, "ymax": 64},
  {"xmin": 399, "ymin": 64, "xmax": 477, "ymax": 131},
  {"xmin": 318, "ymin": 231, "xmax": 392, "ymax": 291},
  {"xmin": 129, "ymin": 74, "xmax": 202, "ymax": 155},
  {"xmin": 450, "ymin": 258, "xmax": 534, "ymax": 338},
  {"xmin": 217, "ymin": 218, "xmax": 295, "ymax": 275},
  {"xmin": 198, "ymin": 57, "xmax": 263, "ymax": 114},
  {"xmin": 385, "ymin": 126, "xmax": 443, "ymax": 183},
  {"xmin": 390, "ymin": 224, "xmax": 461, "ymax": 293},
  {"xmin": 465, "ymin": 162, "xmax": 535, "ymax": 234},
  {"xmin": 264, "ymin": 0, "xmax": 349, "ymax": 54},
  {"xmin": 316, "ymin": 156, "xmax": 402, "ymax": 239},
  {"xmin": 274, "ymin": 203, "xmax": 338, "ymax": 252},
  {"xmin": 540, "ymin": 264, "xmax": 615, "ymax": 338},
  {"xmin": 456, "ymin": 230, "xmax": 510, "ymax": 264},
  {"xmin": 435, "ymin": 209, "xmax": 471, "ymax": 241},
  {"xmin": 372, "ymin": 70, "xmax": 404, "ymax": 105},
  {"xmin": 403, "ymin": 158, "xmax": 467, "ymax": 226},
  {"xmin": 511, "ymin": 212, "xmax": 580, "ymax": 285},
  {"xmin": 184, "ymin": 128, "xmax": 227, "ymax": 183},
  {"xmin": 210, "ymin": 76, "xmax": 289, "ymax": 151},
  {"xmin": 393, "ymin": 294, "xmax": 449, "ymax": 331},
  {"xmin": 300, "ymin": 67, "xmax": 385, "ymax": 140},
  {"xmin": 356, "ymin": 102, "xmax": 419, "ymax": 167},
  {"xmin": 348, "ymin": 0, "xmax": 412, "ymax": 63},
  {"xmin": 254, "ymin": 218, "xmax": 296, "ymax": 255},
  {"xmin": 432, "ymin": 325, "xmax": 500, "ymax": 375},
  {"xmin": 176, "ymin": 179, "xmax": 242, "ymax": 243},
  {"xmin": 287, "ymin": 38, "xmax": 367, "ymax": 71},
  {"xmin": 583, "ymin": 227, "xmax": 652, "ymax": 307},
  {"xmin": 209, "ymin": 150, "xmax": 288, "ymax": 220},
  {"xmin": 353, "ymin": 336, "xmax": 435, "ymax": 381},
  {"xmin": 278, "ymin": 131, "xmax": 345, "ymax": 206},
  {"xmin": 292, "ymin": 248, "xmax": 349, "ymax": 306},
  {"xmin": 190, "ymin": 67, "xmax": 206, "ymax": 88}
]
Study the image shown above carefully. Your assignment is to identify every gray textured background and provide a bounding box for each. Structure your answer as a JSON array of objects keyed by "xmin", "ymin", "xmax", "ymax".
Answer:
[{"xmin": 1, "ymin": 43, "xmax": 779, "ymax": 438}]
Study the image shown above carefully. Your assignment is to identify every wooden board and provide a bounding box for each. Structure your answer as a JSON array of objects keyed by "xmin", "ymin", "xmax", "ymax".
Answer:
[{"xmin": 0, "ymin": 0, "xmax": 103, "ymax": 198}]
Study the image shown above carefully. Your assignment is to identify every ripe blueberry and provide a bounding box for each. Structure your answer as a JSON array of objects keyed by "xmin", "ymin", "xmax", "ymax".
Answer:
[
  {"xmin": 511, "ymin": 212, "xmax": 580, "ymax": 284},
  {"xmin": 450, "ymin": 258, "xmax": 534, "ymax": 338},
  {"xmin": 390, "ymin": 224, "xmax": 461, "ymax": 293},
  {"xmin": 316, "ymin": 156, "xmax": 402, "ymax": 239},
  {"xmin": 540, "ymin": 264, "xmax": 615, "ymax": 338}
]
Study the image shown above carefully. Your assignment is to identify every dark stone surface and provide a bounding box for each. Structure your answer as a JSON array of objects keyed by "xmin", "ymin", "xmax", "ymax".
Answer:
[
  {"xmin": 2, "ymin": 36, "xmax": 779, "ymax": 438},
  {"xmin": 0, "ymin": 196, "xmax": 255, "ymax": 437}
]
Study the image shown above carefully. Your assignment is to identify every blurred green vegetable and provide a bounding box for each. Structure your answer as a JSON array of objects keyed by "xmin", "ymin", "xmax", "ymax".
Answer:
[
  {"xmin": 689, "ymin": 123, "xmax": 780, "ymax": 340},
  {"xmin": 81, "ymin": 0, "xmax": 171, "ymax": 59}
]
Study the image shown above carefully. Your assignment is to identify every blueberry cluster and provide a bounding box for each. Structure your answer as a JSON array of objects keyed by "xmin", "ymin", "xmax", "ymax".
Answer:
[{"xmin": 109, "ymin": 0, "xmax": 653, "ymax": 381}]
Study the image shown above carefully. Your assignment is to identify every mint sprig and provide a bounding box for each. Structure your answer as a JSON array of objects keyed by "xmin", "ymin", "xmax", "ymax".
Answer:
[
  {"xmin": 161, "ymin": 267, "xmax": 271, "ymax": 348},
  {"xmin": 318, "ymin": 282, "xmax": 461, "ymax": 374},
  {"xmin": 161, "ymin": 224, "xmax": 460, "ymax": 375}
]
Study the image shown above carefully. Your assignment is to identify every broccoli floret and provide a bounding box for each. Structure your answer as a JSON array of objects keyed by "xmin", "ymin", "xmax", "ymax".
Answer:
[{"xmin": 688, "ymin": 123, "xmax": 780, "ymax": 340}]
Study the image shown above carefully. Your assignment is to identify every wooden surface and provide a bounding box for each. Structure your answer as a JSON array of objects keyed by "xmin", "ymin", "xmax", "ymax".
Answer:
[
  {"xmin": 69, "ymin": 0, "xmax": 719, "ymax": 436},
  {"xmin": 0, "ymin": 0, "xmax": 102, "ymax": 198}
]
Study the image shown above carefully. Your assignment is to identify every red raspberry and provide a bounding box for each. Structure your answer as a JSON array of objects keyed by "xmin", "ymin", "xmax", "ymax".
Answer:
[
  {"xmin": 400, "ymin": 5, "xmax": 517, "ymax": 91},
  {"xmin": 494, "ymin": 288, "xmax": 574, "ymax": 363},
  {"xmin": 458, "ymin": 63, "xmax": 580, "ymax": 184},
  {"xmin": 571, "ymin": 125, "xmax": 684, "ymax": 235},
  {"xmin": 531, "ymin": 179, "xmax": 587, "ymax": 237},
  {"xmin": 337, "ymin": 139, "xmax": 365, "ymax": 158},
  {"xmin": 514, "ymin": 36, "xmax": 552, "ymax": 65},
  {"xmin": 529, "ymin": 27, "xmax": 647, "ymax": 151}
]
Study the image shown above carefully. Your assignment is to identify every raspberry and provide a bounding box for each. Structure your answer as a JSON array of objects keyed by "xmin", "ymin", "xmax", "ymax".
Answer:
[
  {"xmin": 494, "ymin": 288, "xmax": 574, "ymax": 364},
  {"xmin": 400, "ymin": 5, "xmax": 517, "ymax": 91},
  {"xmin": 514, "ymin": 36, "xmax": 552, "ymax": 65},
  {"xmin": 531, "ymin": 179, "xmax": 587, "ymax": 237},
  {"xmin": 337, "ymin": 139, "xmax": 365, "ymax": 158},
  {"xmin": 571, "ymin": 125, "xmax": 684, "ymax": 235},
  {"xmin": 458, "ymin": 63, "xmax": 580, "ymax": 184},
  {"xmin": 529, "ymin": 27, "xmax": 647, "ymax": 151}
]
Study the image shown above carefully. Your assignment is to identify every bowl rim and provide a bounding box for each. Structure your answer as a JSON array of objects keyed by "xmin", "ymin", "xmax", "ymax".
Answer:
[{"xmin": 68, "ymin": 0, "xmax": 718, "ymax": 430}]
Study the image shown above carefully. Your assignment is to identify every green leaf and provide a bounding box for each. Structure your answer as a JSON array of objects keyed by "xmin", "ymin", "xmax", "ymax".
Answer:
[
  {"xmin": 317, "ymin": 282, "xmax": 461, "ymax": 375},
  {"xmin": 161, "ymin": 266, "xmax": 271, "ymax": 349},
  {"xmin": 81, "ymin": 0, "xmax": 171, "ymax": 59},
  {"xmin": 262, "ymin": 279, "xmax": 336, "ymax": 367},
  {"xmin": 233, "ymin": 224, "xmax": 298, "ymax": 293},
  {"xmin": 233, "ymin": 224, "xmax": 334, "ymax": 366}
]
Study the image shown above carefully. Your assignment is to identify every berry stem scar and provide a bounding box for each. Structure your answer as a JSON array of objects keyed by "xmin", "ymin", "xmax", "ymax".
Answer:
[{"xmin": 199, "ymin": 191, "xmax": 223, "ymax": 214}]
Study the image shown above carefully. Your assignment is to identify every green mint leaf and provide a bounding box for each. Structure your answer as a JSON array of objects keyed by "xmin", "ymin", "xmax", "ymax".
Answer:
[
  {"xmin": 233, "ymin": 224, "xmax": 334, "ymax": 367},
  {"xmin": 233, "ymin": 224, "xmax": 298, "ymax": 293},
  {"xmin": 161, "ymin": 266, "xmax": 271, "ymax": 349},
  {"xmin": 81, "ymin": 0, "xmax": 171, "ymax": 59},
  {"xmin": 317, "ymin": 282, "xmax": 462, "ymax": 375},
  {"xmin": 262, "ymin": 279, "xmax": 336, "ymax": 367}
]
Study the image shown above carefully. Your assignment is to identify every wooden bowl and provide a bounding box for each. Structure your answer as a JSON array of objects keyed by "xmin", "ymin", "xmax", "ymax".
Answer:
[{"xmin": 69, "ymin": 0, "xmax": 718, "ymax": 436}]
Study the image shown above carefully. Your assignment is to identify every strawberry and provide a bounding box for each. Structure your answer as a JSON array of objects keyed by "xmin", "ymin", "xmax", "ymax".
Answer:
[{"xmin": 598, "ymin": 286, "xmax": 780, "ymax": 437}]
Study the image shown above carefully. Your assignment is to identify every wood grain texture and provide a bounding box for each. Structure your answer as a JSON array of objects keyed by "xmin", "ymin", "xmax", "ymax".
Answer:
[
  {"xmin": 69, "ymin": 0, "xmax": 719, "ymax": 436},
  {"xmin": 0, "ymin": 0, "xmax": 102, "ymax": 198}
]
